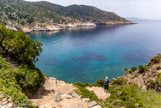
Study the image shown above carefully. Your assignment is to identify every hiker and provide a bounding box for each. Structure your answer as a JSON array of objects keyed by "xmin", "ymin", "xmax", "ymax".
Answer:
[{"xmin": 104, "ymin": 76, "xmax": 110, "ymax": 93}]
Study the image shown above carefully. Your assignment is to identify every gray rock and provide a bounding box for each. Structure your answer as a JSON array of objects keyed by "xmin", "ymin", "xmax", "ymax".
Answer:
[
  {"xmin": 55, "ymin": 93, "xmax": 63, "ymax": 102},
  {"xmin": 91, "ymin": 105, "xmax": 103, "ymax": 108},
  {"xmin": 112, "ymin": 78, "xmax": 116, "ymax": 81},
  {"xmin": 36, "ymin": 91, "xmax": 41, "ymax": 96},
  {"xmin": 72, "ymin": 92, "xmax": 80, "ymax": 98},
  {"xmin": 117, "ymin": 92, "xmax": 122, "ymax": 97},
  {"xmin": 89, "ymin": 101, "xmax": 97, "ymax": 108},
  {"xmin": 83, "ymin": 98, "xmax": 90, "ymax": 102},
  {"xmin": 61, "ymin": 94, "xmax": 73, "ymax": 99}
]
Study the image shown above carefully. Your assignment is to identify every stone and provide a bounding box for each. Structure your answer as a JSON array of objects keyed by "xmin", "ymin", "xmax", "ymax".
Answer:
[
  {"xmin": 61, "ymin": 94, "xmax": 73, "ymax": 99},
  {"xmin": 36, "ymin": 91, "xmax": 41, "ymax": 96},
  {"xmin": 4, "ymin": 102, "xmax": 13, "ymax": 108},
  {"xmin": 89, "ymin": 101, "xmax": 97, "ymax": 108},
  {"xmin": 117, "ymin": 92, "xmax": 122, "ymax": 97},
  {"xmin": 82, "ymin": 98, "xmax": 90, "ymax": 102},
  {"xmin": 112, "ymin": 78, "xmax": 116, "ymax": 81},
  {"xmin": 72, "ymin": 92, "xmax": 80, "ymax": 98},
  {"xmin": 55, "ymin": 93, "xmax": 63, "ymax": 102},
  {"xmin": 91, "ymin": 105, "xmax": 103, "ymax": 108}
]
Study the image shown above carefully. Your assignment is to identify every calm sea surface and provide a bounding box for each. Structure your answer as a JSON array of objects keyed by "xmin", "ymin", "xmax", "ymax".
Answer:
[{"xmin": 30, "ymin": 20, "xmax": 161, "ymax": 83}]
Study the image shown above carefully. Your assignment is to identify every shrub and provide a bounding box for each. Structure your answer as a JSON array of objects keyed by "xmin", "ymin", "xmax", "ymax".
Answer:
[
  {"xmin": 112, "ymin": 78, "xmax": 127, "ymax": 85},
  {"xmin": 128, "ymin": 70, "xmax": 133, "ymax": 73},
  {"xmin": 0, "ymin": 23, "xmax": 42, "ymax": 64},
  {"xmin": 150, "ymin": 54, "xmax": 161, "ymax": 64},
  {"xmin": 124, "ymin": 68, "xmax": 128, "ymax": 72},
  {"xmin": 138, "ymin": 65, "xmax": 145, "ymax": 73},
  {"xmin": 157, "ymin": 73, "xmax": 161, "ymax": 85},
  {"xmin": 95, "ymin": 79, "xmax": 104, "ymax": 87},
  {"xmin": 131, "ymin": 67, "xmax": 137, "ymax": 72},
  {"xmin": 75, "ymin": 86, "xmax": 99, "ymax": 102}
]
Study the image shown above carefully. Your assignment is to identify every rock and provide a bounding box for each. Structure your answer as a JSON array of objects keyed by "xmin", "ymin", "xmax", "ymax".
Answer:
[
  {"xmin": 61, "ymin": 94, "xmax": 73, "ymax": 99},
  {"xmin": 72, "ymin": 92, "xmax": 80, "ymax": 98},
  {"xmin": 117, "ymin": 92, "xmax": 122, "ymax": 97},
  {"xmin": 112, "ymin": 78, "xmax": 116, "ymax": 81},
  {"xmin": 89, "ymin": 101, "xmax": 97, "ymax": 108},
  {"xmin": 55, "ymin": 93, "xmax": 63, "ymax": 102},
  {"xmin": 8, "ymin": 97, "xmax": 12, "ymax": 103},
  {"xmin": 82, "ymin": 98, "xmax": 90, "ymax": 102},
  {"xmin": 91, "ymin": 105, "xmax": 103, "ymax": 108},
  {"xmin": 3, "ymin": 102, "xmax": 13, "ymax": 108},
  {"xmin": 41, "ymin": 86, "xmax": 45, "ymax": 91},
  {"xmin": 36, "ymin": 91, "xmax": 41, "ymax": 96}
]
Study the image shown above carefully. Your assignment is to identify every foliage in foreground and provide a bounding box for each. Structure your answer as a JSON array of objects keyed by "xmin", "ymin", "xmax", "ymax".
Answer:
[
  {"xmin": 0, "ymin": 57, "xmax": 44, "ymax": 107},
  {"xmin": 0, "ymin": 23, "xmax": 42, "ymax": 64},
  {"xmin": 106, "ymin": 78, "xmax": 161, "ymax": 108}
]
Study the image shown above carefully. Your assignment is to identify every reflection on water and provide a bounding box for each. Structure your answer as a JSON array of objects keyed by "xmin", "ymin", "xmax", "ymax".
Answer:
[{"xmin": 30, "ymin": 21, "xmax": 161, "ymax": 83}]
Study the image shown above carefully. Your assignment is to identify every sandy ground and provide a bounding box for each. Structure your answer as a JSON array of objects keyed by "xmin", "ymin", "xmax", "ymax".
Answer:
[
  {"xmin": 86, "ymin": 87, "xmax": 111, "ymax": 101},
  {"xmin": 29, "ymin": 77, "xmax": 110, "ymax": 108},
  {"xmin": 30, "ymin": 77, "xmax": 89, "ymax": 108}
]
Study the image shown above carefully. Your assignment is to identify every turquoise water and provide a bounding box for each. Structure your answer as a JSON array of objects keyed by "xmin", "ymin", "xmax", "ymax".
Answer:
[{"xmin": 30, "ymin": 20, "xmax": 161, "ymax": 83}]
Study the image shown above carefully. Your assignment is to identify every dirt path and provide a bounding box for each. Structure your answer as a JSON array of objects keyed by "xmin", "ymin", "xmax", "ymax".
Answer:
[
  {"xmin": 86, "ymin": 87, "xmax": 111, "ymax": 101},
  {"xmin": 29, "ymin": 77, "xmax": 110, "ymax": 108},
  {"xmin": 29, "ymin": 77, "xmax": 89, "ymax": 108}
]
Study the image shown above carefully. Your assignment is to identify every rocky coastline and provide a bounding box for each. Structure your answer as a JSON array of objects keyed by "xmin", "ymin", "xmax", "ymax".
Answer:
[{"xmin": 6, "ymin": 21, "xmax": 135, "ymax": 33}]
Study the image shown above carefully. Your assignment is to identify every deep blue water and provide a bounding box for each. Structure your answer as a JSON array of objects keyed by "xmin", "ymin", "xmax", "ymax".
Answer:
[{"xmin": 30, "ymin": 20, "xmax": 161, "ymax": 83}]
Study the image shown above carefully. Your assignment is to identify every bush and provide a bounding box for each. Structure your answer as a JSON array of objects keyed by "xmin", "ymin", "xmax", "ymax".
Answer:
[
  {"xmin": 95, "ymin": 79, "xmax": 104, "ymax": 87},
  {"xmin": 75, "ymin": 86, "xmax": 99, "ymax": 102},
  {"xmin": 124, "ymin": 68, "xmax": 128, "ymax": 72},
  {"xmin": 157, "ymin": 73, "xmax": 161, "ymax": 85},
  {"xmin": 131, "ymin": 67, "xmax": 137, "ymax": 72},
  {"xmin": 150, "ymin": 54, "xmax": 161, "ymax": 64},
  {"xmin": 112, "ymin": 78, "xmax": 127, "ymax": 85},
  {"xmin": 128, "ymin": 70, "xmax": 133, "ymax": 73},
  {"xmin": 138, "ymin": 65, "xmax": 145, "ymax": 73},
  {"xmin": 0, "ymin": 23, "xmax": 42, "ymax": 64}
]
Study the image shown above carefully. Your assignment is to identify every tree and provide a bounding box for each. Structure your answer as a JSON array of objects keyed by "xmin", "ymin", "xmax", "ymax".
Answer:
[{"xmin": 0, "ymin": 23, "xmax": 42, "ymax": 64}]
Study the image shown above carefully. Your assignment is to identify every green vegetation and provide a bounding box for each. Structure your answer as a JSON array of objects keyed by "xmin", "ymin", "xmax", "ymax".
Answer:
[
  {"xmin": 0, "ymin": 24, "xmax": 44, "ymax": 107},
  {"xmin": 0, "ymin": 23, "xmax": 42, "ymax": 64},
  {"xmin": 131, "ymin": 67, "xmax": 137, "ymax": 72},
  {"xmin": 0, "ymin": 57, "xmax": 43, "ymax": 107},
  {"xmin": 150, "ymin": 54, "xmax": 161, "ymax": 65},
  {"xmin": 138, "ymin": 65, "xmax": 145, "ymax": 73},
  {"xmin": 75, "ymin": 86, "xmax": 99, "ymax": 102},
  {"xmin": 106, "ymin": 78, "xmax": 161, "ymax": 108},
  {"xmin": 0, "ymin": 0, "xmax": 129, "ymax": 27},
  {"xmin": 157, "ymin": 73, "xmax": 161, "ymax": 85}
]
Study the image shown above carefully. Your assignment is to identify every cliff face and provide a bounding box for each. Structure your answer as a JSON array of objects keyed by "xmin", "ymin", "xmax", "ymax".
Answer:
[
  {"xmin": 0, "ymin": 0, "xmax": 134, "ymax": 32},
  {"xmin": 121, "ymin": 54, "xmax": 161, "ymax": 93}
]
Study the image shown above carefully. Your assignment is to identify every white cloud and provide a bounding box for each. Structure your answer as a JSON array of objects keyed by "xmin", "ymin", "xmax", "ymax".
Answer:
[{"xmin": 25, "ymin": 0, "xmax": 161, "ymax": 20}]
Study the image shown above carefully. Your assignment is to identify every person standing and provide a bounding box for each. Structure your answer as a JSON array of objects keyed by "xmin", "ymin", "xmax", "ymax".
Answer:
[{"xmin": 104, "ymin": 76, "xmax": 110, "ymax": 93}]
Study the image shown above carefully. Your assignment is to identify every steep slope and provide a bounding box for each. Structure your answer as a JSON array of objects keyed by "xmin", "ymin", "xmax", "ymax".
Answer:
[
  {"xmin": 122, "ymin": 54, "xmax": 161, "ymax": 93},
  {"xmin": 0, "ymin": 0, "xmax": 134, "ymax": 32}
]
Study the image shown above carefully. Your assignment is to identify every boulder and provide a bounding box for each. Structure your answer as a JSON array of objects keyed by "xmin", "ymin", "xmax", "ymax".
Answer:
[
  {"xmin": 55, "ymin": 93, "xmax": 63, "ymax": 102},
  {"xmin": 91, "ymin": 105, "xmax": 103, "ymax": 108},
  {"xmin": 61, "ymin": 94, "xmax": 73, "ymax": 99},
  {"xmin": 72, "ymin": 92, "xmax": 80, "ymax": 98},
  {"xmin": 82, "ymin": 98, "xmax": 90, "ymax": 102},
  {"xmin": 89, "ymin": 101, "xmax": 97, "ymax": 108}
]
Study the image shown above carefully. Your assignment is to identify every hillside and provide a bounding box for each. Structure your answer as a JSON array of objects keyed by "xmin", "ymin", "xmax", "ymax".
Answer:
[{"xmin": 0, "ymin": 0, "xmax": 134, "ymax": 32}]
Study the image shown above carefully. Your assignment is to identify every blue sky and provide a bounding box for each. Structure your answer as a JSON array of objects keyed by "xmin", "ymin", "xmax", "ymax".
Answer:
[{"xmin": 25, "ymin": 0, "xmax": 161, "ymax": 20}]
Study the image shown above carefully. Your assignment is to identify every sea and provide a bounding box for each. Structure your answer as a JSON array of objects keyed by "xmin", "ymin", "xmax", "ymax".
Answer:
[{"xmin": 30, "ymin": 20, "xmax": 161, "ymax": 83}]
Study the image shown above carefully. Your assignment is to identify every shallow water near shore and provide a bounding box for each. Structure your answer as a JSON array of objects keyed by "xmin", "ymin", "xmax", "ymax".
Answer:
[{"xmin": 30, "ymin": 20, "xmax": 161, "ymax": 83}]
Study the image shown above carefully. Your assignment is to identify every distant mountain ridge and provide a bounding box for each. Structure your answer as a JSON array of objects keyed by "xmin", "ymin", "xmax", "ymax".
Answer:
[{"xmin": 0, "ymin": 0, "xmax": 134, "ymax": 32}]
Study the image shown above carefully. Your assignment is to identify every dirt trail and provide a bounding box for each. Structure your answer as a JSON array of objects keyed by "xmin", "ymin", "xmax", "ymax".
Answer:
[
  {"xmin": 86, "ymin": 87, "xmax": 111, "ymax": 101},
  {"xmin": 29, "ymin": 77, "xmax": 110, "ymax": 108},
  {"xmin": 30, "ymin": 77, "xmax": 89, "ymax": 108}
]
